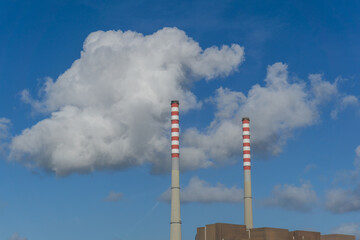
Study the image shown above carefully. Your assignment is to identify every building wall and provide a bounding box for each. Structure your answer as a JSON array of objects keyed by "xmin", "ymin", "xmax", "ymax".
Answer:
[
  {"xmin": 196, "ymin": 227, "xmax": 205, "ymax": 240},
  {"xmin": 321, "ymin": 234, "xmax": 355, "ymax": 240},
  {"xmin": 196, "ymin": 223, "xmax": 248, "ymax": 240},
  {"xmin": 250, "ymin": 227, "xmax": 291, "ymax": 240},
  {"xmin": 217, "ymin": 223, "xmax": 248, "ymax": 240},
  {"xmin": 290, "ymin": 230, "xmax": 320, "ymax": 240},
  {"xmin": 195, "ymin": 223, "xmax": 355, "ymax": 240}
]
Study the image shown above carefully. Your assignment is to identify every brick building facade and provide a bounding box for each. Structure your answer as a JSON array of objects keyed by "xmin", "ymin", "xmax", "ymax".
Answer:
[{"xmin": 195, "ymin": 223, "xmax": 355, "ymax": 240}]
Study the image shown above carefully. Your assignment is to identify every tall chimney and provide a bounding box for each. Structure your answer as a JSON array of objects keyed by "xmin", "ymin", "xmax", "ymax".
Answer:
[
  {"xmin": 242, "ymin": 117, "xmax": 253, "ymax": 230},
  {"xmin": 170, "ymin": 100, "xmax": 182, "ymax": 240}
]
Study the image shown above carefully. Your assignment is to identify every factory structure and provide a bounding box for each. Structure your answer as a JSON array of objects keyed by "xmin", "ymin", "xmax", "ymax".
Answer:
[
  {"xmin": 242, "ymin": 117, "xmax": 253, "ymax": 231},
  {"xmin": 195, "ymin": 223, "xmax": 355, "ymax": 240},
  {"xmin": 170, "ymin": 100, "xmax": 182, "ymax": 240},
  {"xmin": 168, "ymin": 101, "xmax": 355, "ymax": 240}
]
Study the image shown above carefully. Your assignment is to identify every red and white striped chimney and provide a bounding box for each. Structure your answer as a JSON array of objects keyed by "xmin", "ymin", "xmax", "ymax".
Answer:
[
  {"xmin": 242, "ymin": 117, "xmax": 253, "ymax": 230},
  {"xmin": 170, "ymin": 100, "xmax": 181, "ymax": 240}
]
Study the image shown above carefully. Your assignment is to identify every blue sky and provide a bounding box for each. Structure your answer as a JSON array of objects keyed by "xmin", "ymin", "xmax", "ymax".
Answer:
[{"xmin": 1, "ymin": 0, "xmax": 360, "ymax": 240}]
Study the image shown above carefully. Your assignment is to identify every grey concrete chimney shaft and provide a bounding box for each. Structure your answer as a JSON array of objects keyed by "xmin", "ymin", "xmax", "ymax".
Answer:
[
  {"xmin": 242, "ymin": 117, "xmax": 253, "ymax": 230},
  {"xmin": 170, "ymin": 100, "xmax": 181, "ymax": 240}
]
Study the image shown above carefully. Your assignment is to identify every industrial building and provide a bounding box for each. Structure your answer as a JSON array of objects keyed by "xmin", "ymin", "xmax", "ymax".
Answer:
[
  {"xmin": 167, "ymin": 103, "xmax": 355, "ymax": 240},
  {"xmin": 170, "ymin": 100, "xmax": 182, "ymax": 240},
  {"xmin": 192, "ymin": 118, "xmax": 355, "ymax": 240},
  {"xmin": 195, "ymin": 223, "xmax": 355, "ymax": 240}
]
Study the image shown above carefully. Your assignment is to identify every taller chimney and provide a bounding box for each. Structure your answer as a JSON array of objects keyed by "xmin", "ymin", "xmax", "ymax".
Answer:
[
  {"xmin": 170, "ymin": 100, "xmax": 182, "ymax": 240},
  {"xmin": 242, "ymin": 117, "xmax": 253, "ymax": 230}
]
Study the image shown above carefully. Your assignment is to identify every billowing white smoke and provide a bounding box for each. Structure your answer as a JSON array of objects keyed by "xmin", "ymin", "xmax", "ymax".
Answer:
[
  {"xmin": 9, "ymin": 27, "xmax": 244, "ymax": 176},
  {"xmin": 181, "ymin": 63, "xmax": 343, "ymax": 165}
]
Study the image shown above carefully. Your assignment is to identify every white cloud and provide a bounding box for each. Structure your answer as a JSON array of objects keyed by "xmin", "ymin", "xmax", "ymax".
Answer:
[
  {"xmin": 304, "ymin": 164, "xmax": 317, "ymax": 173},
  {"xmin": 342, "ymin": 95, "xmax": 359, "ymax": 106},
  {"xmin": 331, "ymin": 95, "xmax": 359, "ymax": 119},
  {"xmin": 8, "ymin": 233, "xmax": 27, "ymax": 240},
  {"xmin": 332, "ymin": 223, "xmax": 360, "ymax": 240},
  {"xmin": 0, "ymin": 118, "xmax": 10, "ymax": 135},
  {"xmin": 325, "ymin": 186, "xmax": 360, "ymax": 213},
  {"xmin": 354, "ymin": 146, "xmax": 360, "ymax": 179},
  {"xmin": 262, "ymin": 182, "xmax": 318, "ymax": 212},
  {"xmin": 160, "ymin": 176, "xmax": 243, "ymax": 203},
  {"xmin": 181, "ymin": 63, "xmax": 338, "ymax": 165},
  {"xmin": 9, "ymin": 27, "xmax": 244, "ymax": 176},
  {"xmin": 326, "ymin": 146, "xmax": 360, "ymax": 213},
  {"xmin": 104, "ymin": 192, "xmax": 123, "ymax": 202},
  {"xmin": 210, "ymin": 87, "xmax": 246, "ymax": 120},
  {"xmin": 309, "ymin": 73, "xmax": 338, "ymax": 105},
  {"xmin": 0, "ymin": 118, "xmax": 11, "ymax": 153},
  {"xmin": 356, "ymin": 146, "xmax": 360, "ymax": 158}
]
